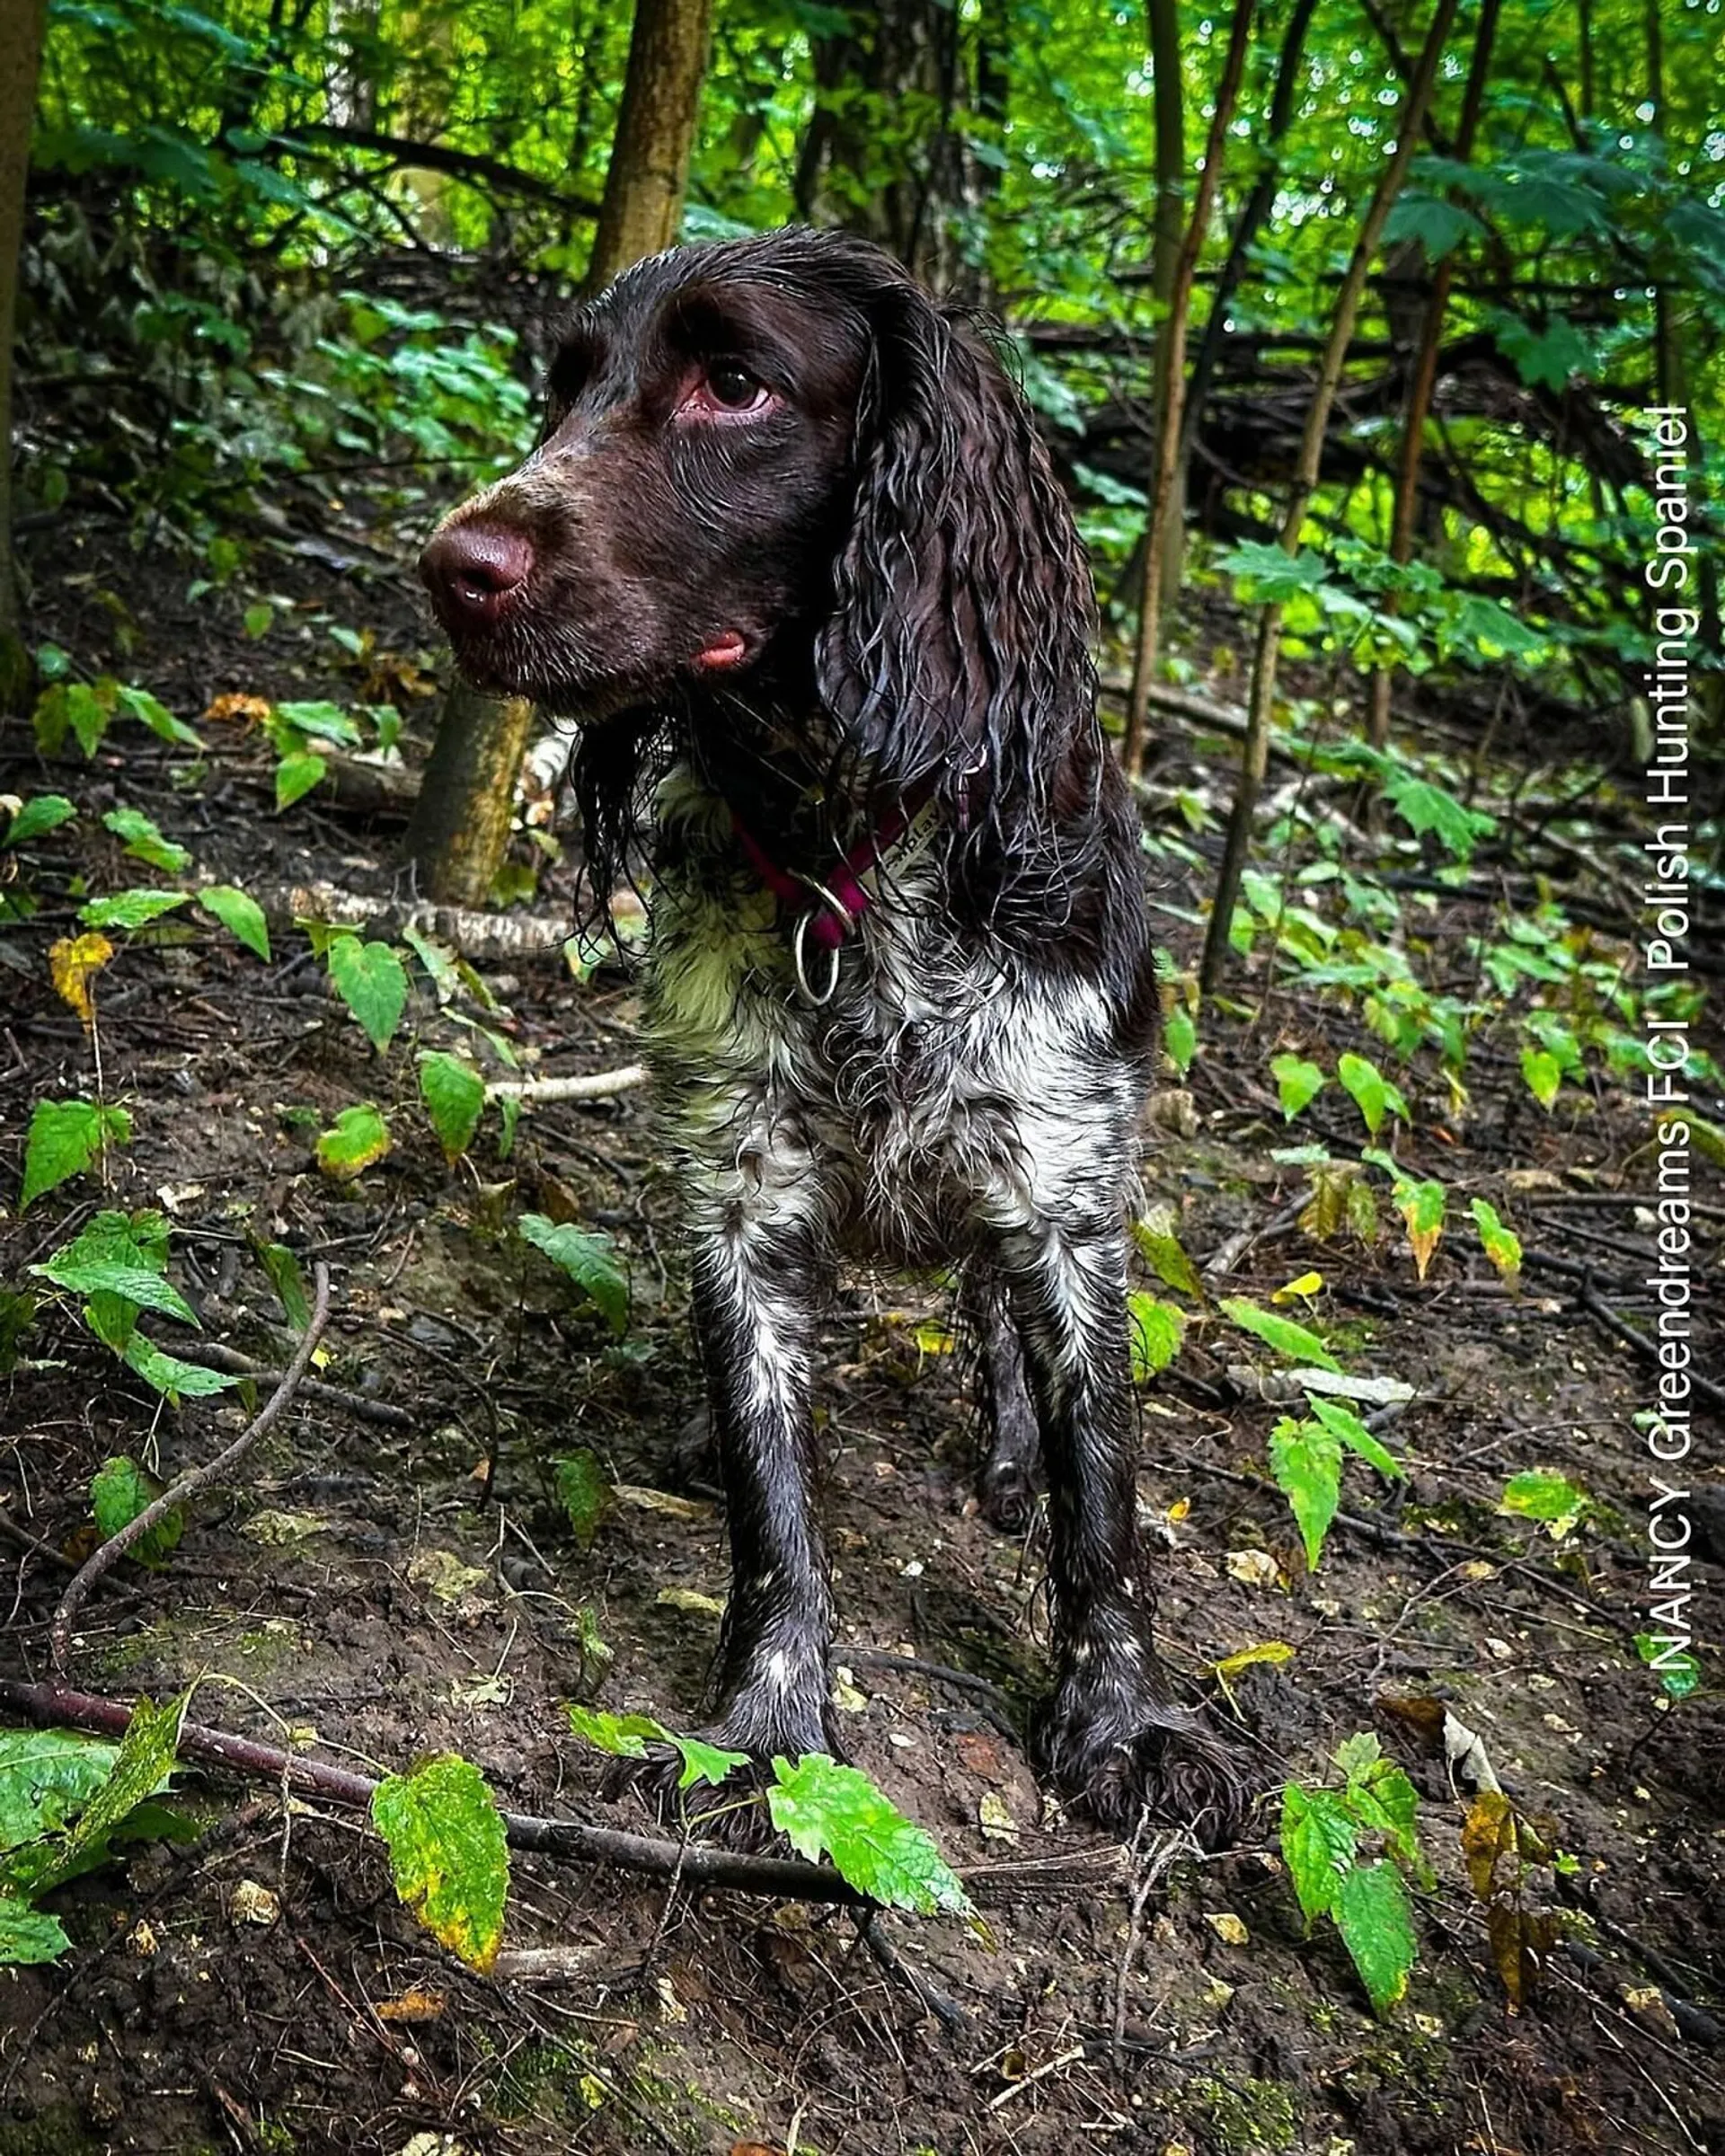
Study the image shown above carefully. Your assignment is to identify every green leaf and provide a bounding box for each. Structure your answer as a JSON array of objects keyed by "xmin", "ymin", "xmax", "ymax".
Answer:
[
  {"xmin": 1336, "ymin": 1053, "xmax": 1408, "ymax": 1140},
  {"xmin": 315, "ymin": 1103, "xmax": 391, "ymax": 1181},
  {"xmin": 1384, "ymin": 190, "xmax": 1485, "ymax": 260},
  {"xmin": 766, "ymin": 1754, "xmax": 977, "ymax": 1921},
  {"xmin": 1332, "ymin": 1858, "xmax": 1418, "ymax": 2014},
  {"xmin": 327, "ymin": 937, "xmax": 409, "ymax": 1054},
  {"xmin": 519, "ymin": 1215, "xmax": 629, "ymax": 1335},
  {"xmin": 419, "ymin": 1052, "xmax": 485, "ymax": 1162},
  {"xmin": 1380, "ymin": 773, "xmax": 1492, "ymax": 863},
  {"xmin": 9, "ymin": 1693, "xmax": 184, "ymax": 1900},
  {"xmin": 1221, "ymin": 1297, "xmax": 1341, "ymax": 1374},
  {"xmin": 4, "ymin": 794, "xmax": 76, "ymax": 846},
  {"xmin": 198, "ymin": 885, "xmax": 270, "ymax": 960},
  {"xmin": 275, "ymin": 699, "xmax": 362, "ymax": 747},
  {"xmin": 119, "ymin": 1335, "xmax": 240, "ymax": 1404},
  {"xmin": 258, "ymin": 1241, "xmax": 310, "ymax": 1329},
  {"xmin": 1269, "ymin": 1054, "xmax": 1325, "ymax": 1120},
  {"xmin": 1634, "ymin": 1634, "xmax": 1701, "ymax": 1701},
  {"xmin": 77, "ymin": 888, "xmax": 190, "ymax": 931},
  {"xmin": 553, "ymin": 1451, "xmax": 613, "ymax": 1551},
  {"xmin": 243, "ymin": 600, "xmax": 274, "ymax": 638},
  {"xmin": 1342, "ymin": 1756, "xmax": 1426, "ymax": 1880},
  {"xmin": 1305, "ymin": 1395, "xmax": 1403, "ymax": 1481},
  {"xmin": 1280, "ymin": 1782, "xmax": 1357, "ymax": 1924},
  {"xmin": 1217, "ymin": 540, "xmax": 1331, "ymax": 602},
  {"xmin": 372, "ymin": 1754, "xmax": 509, "ymax": 1975},
  {"xmin": 115, "ymin": 685, "xmax": 200, "ymax": 747},
  {"xmin": 1520, "ymin": 1046, "xmax": 1562, "ymax": 1109},
  {"xmin": 275, "ymin": 750, "xmax": 328, "ymax": 810},
  {"xmin": 31, "ymin": 1250, "xmax": 197, "ymax": 1327},
  {"xmin": 564, "ymin": 1706, "xmax": 747, "ymax": 1793},
  {"xmin": 90, "ymin": 1456, "xmax": 183, "ymax": 1566},
  {"xmin": 19, "ymin": 1099, "xmax": 130, "ymax": 1211},
  {"xmin": 1268, "ymin": 1416, "xmax": 1342, "ymax": 1571},
  {"xmin": 35, "ymin": 679, "xmax": 112, "ymax": 758},
  {"xmin": 102, "ymin": 807, "xmax": 190, "ymax": 873},
  {"xmin": 1469, "ymin": 1198, "xmax": 1522, "ymax": 1284},
  {"xmin": 1499, "ymin": 1470, "xmax": 1587, "ymax": 1538},
  {"xmin": 1131, "ymin": 1205, "xmax": 1203, "ymax": 1299},
  {"xmin": 0, "ymin": 1730, "xmax": 124, "ymax": 1854},
  {"xmin": 1163, "ymin": 1007, "xmax": 1196, "ymax": 1076},
  {"xmin": 0, "ymin": 1897, "xmax": 71, "ymax": 1965},
  {"xmin": 1128, "ymin": 1291, "xmax": 1186, "ymax": 1380}
]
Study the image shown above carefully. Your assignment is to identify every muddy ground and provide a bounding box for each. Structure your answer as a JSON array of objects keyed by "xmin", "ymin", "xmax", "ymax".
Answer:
[{"xmin": 0, "ymin": 501, "xmax": 1721, "ymax": 2156}]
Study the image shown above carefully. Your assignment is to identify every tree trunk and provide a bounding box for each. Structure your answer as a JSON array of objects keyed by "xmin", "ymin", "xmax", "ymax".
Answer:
[
  {"xmin": 404, "ymin": 683, "xmax": 536, "ymax": 908},
  {"xmin": 1121, "ymin": 0, "xmax": 1255, "ymax": 779},
  {"xmin": 1367, "ymin": 0, "xmax": 1502, "ymax": 755},
  {"xmin": 588, "ymin": 0, "xmax": 714, "ymax": 288},
  {"xmin": 1199, "ymin": 0, "xmax": 1459, "ymax": 994},
  {"xmin": 1146, "ymin": 0, "xmax": 1186, "ymax": 612},
  {"xmin": 0, "ymin": 0, "xmax": 47, "ymax": 713}
]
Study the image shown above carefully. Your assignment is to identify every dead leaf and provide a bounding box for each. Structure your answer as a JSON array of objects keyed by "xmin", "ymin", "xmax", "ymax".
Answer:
[
  {"xmin": 203, "ymin": 692, "xmax": 271, "ymax": 726},
  {"xmin": 374, "ymin": 1989, "xmax": 447, "ymax": 2023},
  {"xmin": 49, "ymin": 932, "xmax": 113, "ymax": 1028}
]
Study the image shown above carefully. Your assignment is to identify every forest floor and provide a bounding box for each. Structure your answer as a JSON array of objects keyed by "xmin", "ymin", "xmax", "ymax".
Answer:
[{"xmin": 0, "ymin": 504, "xmax": 1721, "ymax": 2156}]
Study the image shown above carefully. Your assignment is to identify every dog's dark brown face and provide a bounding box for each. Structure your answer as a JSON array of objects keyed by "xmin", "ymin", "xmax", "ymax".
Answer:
[{"xmin": 419, "ymin": 241, "xmax": 871, "ymax": 717}]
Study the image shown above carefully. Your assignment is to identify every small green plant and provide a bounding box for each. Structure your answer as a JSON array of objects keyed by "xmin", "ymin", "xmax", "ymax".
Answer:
[
  {"xmin": 26, "ymin": 1209, "xmax": 239, "ymax": 1406},
  {"xmin": 372, "ymin": 1754, "xmax": 510, "ymax": 1974},
  {"xmin": 0, "ymin": 1696, "xmax": 189, "ymax": 1966},
  {"xmin": 1280, "ymin": 1733, "xmax": 1430, "ymax": 2014},
  {"xmin": 518, "ymin": 1215, "xmax": 630, "ymax": 1336}
]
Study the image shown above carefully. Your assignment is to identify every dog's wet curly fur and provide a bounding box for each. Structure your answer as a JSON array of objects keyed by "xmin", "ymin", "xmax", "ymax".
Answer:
[{"xmin": 420, "ymin": 225, "xmax": 1247, "ymax": 1851}]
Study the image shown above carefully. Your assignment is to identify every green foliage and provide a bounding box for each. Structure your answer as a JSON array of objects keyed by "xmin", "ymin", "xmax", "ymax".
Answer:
[
  {"xmin": 553, "ymin": 1451, "xmax": 613, "ymax": 1551},
  {"xmin": 1281, "ymin": 1734, "xmax": 1428, "ymax": 2014},
  {"xmin": 1335, "ymin": 1054, "xmax": 1409, "ymax": 1141},
  {"xmin": 1132, "ymin": 1206, "xmax": 1204, "ymax": 1299},
  {"xmin": 102, "ymin": 807, "xmax": 189, "ymax": 873},
  {"xmin": 418, "ymin": 1051, "xmax": 486, "ymax": 1162},
  {"xmin": 326, "ymin": 936, "xmax": 410, "ymax": 1054},
  {"xmin": 518, "ymin": 1215, "xmax": 629, "ymax": 1336},
  {"xmin": 315, "ymin": 1103, "xmax": 391, "ymax": 1180},
  {"xmin": 766, "ymin": 1754, "xmax": 979, "ymax": 1926},
  {"xmin": 1499, "ymin": 1471, "xmax": 1588, "ymax": 1538},
  {"xmin": 2, "ymin": 794, "xmax": 76, "ymax": 846},
  {"xmin": 19, "ymin": 1098, "xmax": 131, "ymax": 1211},
  {"xmin": 1634, "ymin": 1634, "xmax": 1701, "ymax": 1701},
  {"xmin": 1469, "ymin": 1199, "xmax": 1522, "ymax": 1284},
  {"xmin": 198, "ymin": 884, "xmax": 270, "ymax": 959},
  {"xmin": 372, "ymin": 1755, "xmax": 509, "ymax": 1974},
  {"xmin": 29, "ymin": 1209, "xmax": 241, "ymax": 1407},
  {"xmin": 77, "ymin": 888, "xmax": 190, "ymax": 931},
  {"xmin": 1270, "ymin": 1053, "xmax": 1326, "ymax": 1120},
  {"xmin": 0, "ymin": 1692, "xmax": 186, "ymax": 1961},
  {"xmin": 564, "ymin": 1707, "xmax": 748, "ymax": 1796},
  {"xmin": 90, "ymin": 1456, "xmax": 184, "ymax": 1568},
  {"xmin": 1220, "ymin": 1297, "xmax": 1340, "ymax": 1374},
  {"xmin": 1128, "ymin": 1291, "xmax": 1186, "ymax": 1380}
]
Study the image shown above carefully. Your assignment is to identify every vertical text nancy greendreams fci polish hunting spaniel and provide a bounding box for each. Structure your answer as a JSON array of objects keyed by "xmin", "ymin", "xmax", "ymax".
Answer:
[{"xmin": 419, "ymin": 225, "xmax": 1246, "ymax": 1848}]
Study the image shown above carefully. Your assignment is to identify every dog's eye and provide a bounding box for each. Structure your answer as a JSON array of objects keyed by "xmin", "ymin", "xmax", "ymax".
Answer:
[{"xmin": 694, "ymin": 360, "xmax": 771, "ymax": 415}]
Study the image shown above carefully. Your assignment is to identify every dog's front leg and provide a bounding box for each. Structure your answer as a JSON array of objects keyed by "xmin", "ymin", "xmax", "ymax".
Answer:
[
  {"xmin": 990, "ymin": 1211, "xmax": 1246, "ymax": 1847},
  {"xmin": 686, "ymin": 1169, "xmax": 839, "ymax": 1773}
]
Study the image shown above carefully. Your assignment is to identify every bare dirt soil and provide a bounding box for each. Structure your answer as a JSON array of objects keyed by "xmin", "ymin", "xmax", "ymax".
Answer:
[{"xmin": 0, "ymin": 518, "xmax": 1721, "ymax": 2156}]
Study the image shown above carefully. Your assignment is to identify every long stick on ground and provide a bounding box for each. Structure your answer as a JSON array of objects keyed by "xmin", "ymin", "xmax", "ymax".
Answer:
[
  {"xmin": 0, "ymin": 1679, "xmax": 1126, "ymax": 1911},
  {"xmin": 49, "ymin": 1264, "xmax": 332, "ymax": 1671},
  {"xmin": 1198, "ymin": 0, "xmax": 1459, "ymax": 994}
]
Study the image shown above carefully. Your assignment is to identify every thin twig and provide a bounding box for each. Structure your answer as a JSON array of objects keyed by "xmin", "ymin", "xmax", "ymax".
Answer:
[
  {"xmin": 486, "ymin": 1064, "xmax": 649, "ymax": 1105},
  {"xmin": 169, "ymin": 1339, "xmax": 413, "ymax": 1428},
  {"xmin": 0, "ymin": 1677, "xmax": 1113, "ymax": 1912},
  {"xmin": 49, "ymin": 1266, "xmax": 332, "ymax": 1670}
]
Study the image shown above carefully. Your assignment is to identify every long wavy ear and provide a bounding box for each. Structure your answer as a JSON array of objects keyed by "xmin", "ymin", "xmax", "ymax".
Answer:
[{"xmin": 815, "ymin": 273, "xmax": 1099, "ymax": 832}]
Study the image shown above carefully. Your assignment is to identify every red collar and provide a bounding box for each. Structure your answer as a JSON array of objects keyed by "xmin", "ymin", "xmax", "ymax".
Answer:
[{"xmin": 729, "ymin": 782, "xmax": 942, "ymax": 954}]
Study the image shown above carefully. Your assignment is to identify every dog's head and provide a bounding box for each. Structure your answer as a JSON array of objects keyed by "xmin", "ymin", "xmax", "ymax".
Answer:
[{"xmin": 420, "ymin": 226, "xmax": 1095, "ymax": 812}]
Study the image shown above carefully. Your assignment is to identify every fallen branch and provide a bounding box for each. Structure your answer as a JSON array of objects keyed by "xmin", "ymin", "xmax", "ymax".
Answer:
[
  {"xmin": 0, "ymin": 1678, "xmax": 1120, "ymax": 1909},
  {"xmin": 170, "ymin": 1340, "xmax": 413, "ymax": 1429},
  {"xmin": 486, "ymin": 1065, "xmax": 649, "ymax": 1106},
  {"xmin": 1522, "ymin": 1250, "xmax": 1725, "ymax": 1411},
  {"xmin": 49, "ymin": 1266, "xmax": 332, "ymax": 1671}
]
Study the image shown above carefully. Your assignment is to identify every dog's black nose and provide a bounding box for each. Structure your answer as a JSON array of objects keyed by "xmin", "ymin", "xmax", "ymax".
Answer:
[{"xmin": 419, "ymin": 520, "xmax": 534, "ymax": 628}]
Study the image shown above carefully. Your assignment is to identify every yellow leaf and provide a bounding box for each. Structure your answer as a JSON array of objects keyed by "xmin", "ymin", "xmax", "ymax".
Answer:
[
  {"xmin": 1272, "ymin": 1271, "xmax": 1323, "ymax": 1305},
  {"xmin": 1214, "ymin": 1640, "xmax": 1295, "ymax": 1680},
  {"xmin": 49, "ymin": 932, "xmax": 114, "ymax": 1027}
]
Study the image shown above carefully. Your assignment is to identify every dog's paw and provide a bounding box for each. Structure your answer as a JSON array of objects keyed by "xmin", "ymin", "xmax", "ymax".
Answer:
[
  {"xmin": 977, "ymin": 1450, "xmax": 1039, "ymax": 1534},
  {"xmin": 1039, "ymin": 1675, "xmax": 1250, "ymax": 1851}
]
